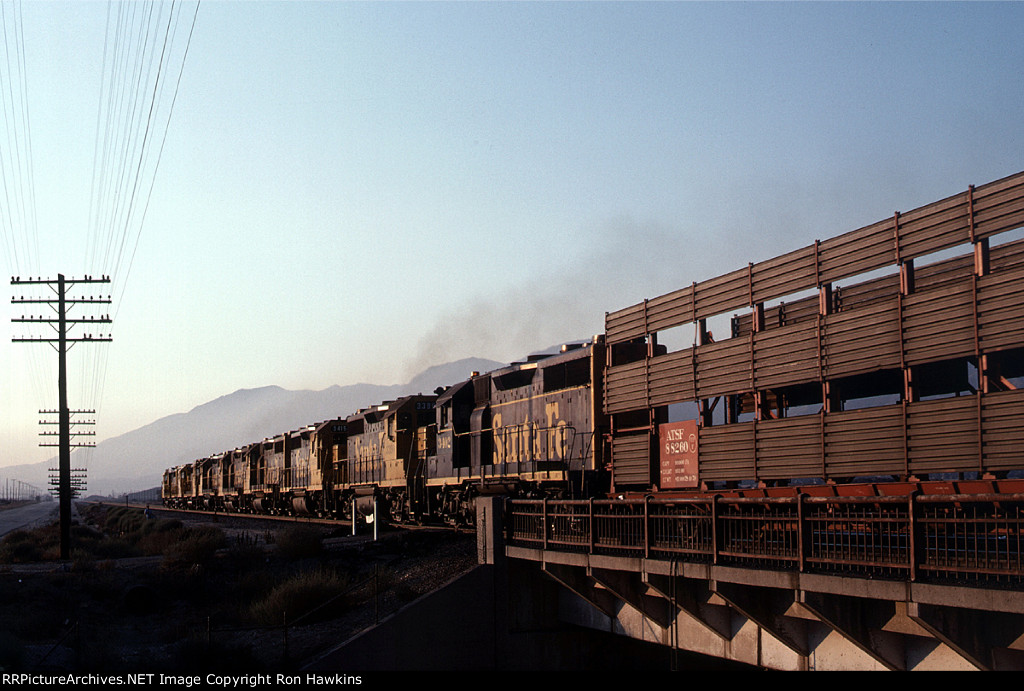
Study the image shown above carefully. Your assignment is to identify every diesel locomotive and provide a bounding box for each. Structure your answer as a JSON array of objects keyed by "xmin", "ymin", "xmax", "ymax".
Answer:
[{"xmin": 162, "ymin": 338, "xmax": 609, "ymax": 523}]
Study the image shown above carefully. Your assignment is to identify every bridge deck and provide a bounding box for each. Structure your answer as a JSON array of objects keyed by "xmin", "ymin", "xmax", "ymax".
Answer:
[{"xmin": 495, "ymin": 496, "xmax": 1024, "ymax": 670}]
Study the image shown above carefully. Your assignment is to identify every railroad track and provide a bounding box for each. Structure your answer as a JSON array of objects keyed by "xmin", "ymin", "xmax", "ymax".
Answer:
[{"xmin": 94, "ymin": 500, "xmax": 467, "ymax": 534}]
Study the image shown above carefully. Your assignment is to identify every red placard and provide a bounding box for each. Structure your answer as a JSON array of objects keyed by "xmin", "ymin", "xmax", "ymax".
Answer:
[{"xmin": 659, "ymin": 420, "xmax": 699, "ymax": 489}]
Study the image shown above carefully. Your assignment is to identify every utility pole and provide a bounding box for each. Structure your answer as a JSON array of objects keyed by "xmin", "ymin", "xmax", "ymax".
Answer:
[{"xmin": 11, "ymin": 274, "xmax": 111, "ymax": 560}]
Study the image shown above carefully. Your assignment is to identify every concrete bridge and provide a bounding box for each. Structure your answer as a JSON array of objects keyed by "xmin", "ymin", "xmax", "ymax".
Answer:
[
  {"xmin": 495, "ymin": 494, "xmax": 1024, "ymax": 671},
  {"xmin": 311, "ymin": 494, "xmax": 1024, "ymax": 671}
]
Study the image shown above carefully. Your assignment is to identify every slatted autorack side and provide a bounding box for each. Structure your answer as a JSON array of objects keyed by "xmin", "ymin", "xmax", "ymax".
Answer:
[{"xmin": 604, "ymin": 171, "xmax": 1024, "ymax": 490}]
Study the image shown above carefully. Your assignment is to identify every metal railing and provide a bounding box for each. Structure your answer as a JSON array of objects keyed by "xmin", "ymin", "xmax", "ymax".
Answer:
[{"xmin": 507, "ymin": 493, "xmax": 1024, "ymax": 584}]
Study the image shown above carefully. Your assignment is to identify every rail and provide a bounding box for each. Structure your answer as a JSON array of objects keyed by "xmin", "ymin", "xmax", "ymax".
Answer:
[{"xmin": 506, "ymin": 493, "xmax": 1024, "ymax": 585}]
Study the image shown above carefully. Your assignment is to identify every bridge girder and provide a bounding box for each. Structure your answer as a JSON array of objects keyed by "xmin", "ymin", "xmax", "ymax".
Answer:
[{"xmin": 511, "ymin": 546, "xmax": 1024, "ymax": 671}]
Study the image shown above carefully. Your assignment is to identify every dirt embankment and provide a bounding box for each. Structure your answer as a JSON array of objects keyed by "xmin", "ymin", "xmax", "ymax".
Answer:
[{"xmin": 0, "ymin": 504, "xmax": 478, "ymax": 672}]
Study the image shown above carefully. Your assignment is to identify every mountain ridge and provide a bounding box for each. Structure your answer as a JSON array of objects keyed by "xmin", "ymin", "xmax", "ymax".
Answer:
[{"xmin": 3, "ymin": 357, "xmax": 503, "ymax": 496}]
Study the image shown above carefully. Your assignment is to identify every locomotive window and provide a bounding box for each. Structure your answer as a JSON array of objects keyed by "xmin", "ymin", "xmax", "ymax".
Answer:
[
  {"xmin": 494, "ymin": 370, "xmax": 535, "ymax": 390},
  {"xmin": 473, "ymin": 376, "xmax": 491, "ymax": 404},
  {"xmin": 543, "ymin": 358, "xmax": 590, "ymax": 392}
]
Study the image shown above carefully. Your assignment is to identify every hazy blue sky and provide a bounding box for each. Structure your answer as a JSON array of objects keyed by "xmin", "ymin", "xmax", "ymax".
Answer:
[{"xmin": 1, "ymin": 1, "xmax": 1022, "ymax": 473}]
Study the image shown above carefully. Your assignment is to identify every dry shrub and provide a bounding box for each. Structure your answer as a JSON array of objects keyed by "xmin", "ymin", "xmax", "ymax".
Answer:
[
  {"xmin": 104, "ymin": 506, "xmax": 146, "ymax": 535},
  {"xmin": 95, "ymin": 509, "xmax": 191, "ymax": 557},
  {"xmin": 135, "ymin": 518, "xmax": 186, "ymax": 555},
  {"xmin": 0, "ymin": 530, "xmax": 42, "ymax": 563},
  {"xmin": 1, "ymin": 512, "xmax": 161, "ymax": 563},
  {"xmin": 72, "ymin": 524, "xmax": 141, "ymax": 559},
  {"xmin": 0, "ymin": 525, "xmax": 61, "ymax": 563},
  {"xmin": 274, "ymin": 525, "xmax": 323, "ymax": 559},
  {"xmin": 226, "ymin": 537, "xmax": 265, "ymax": 570},
  {"xmin": 248, "ymin": 569, "xmax": 350, "ymax": 626},
  {"xmin": 162, "ymin": 526, "xmax": 227, "ymax": 568},
  {"xmin": 233, "ymin": 569, "xmax": 280, "ymax": 604}
]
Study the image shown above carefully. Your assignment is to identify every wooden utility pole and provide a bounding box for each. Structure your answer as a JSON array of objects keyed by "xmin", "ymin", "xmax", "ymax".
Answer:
[{"xmin": 11, "ymin": 274, "xmax": 111, "ymax": 559}]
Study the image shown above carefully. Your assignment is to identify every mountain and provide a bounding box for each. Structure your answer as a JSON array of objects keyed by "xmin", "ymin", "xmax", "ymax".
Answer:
[{"xmin": 4, "ymin": 357, "xmax": 502, "ymax": 496}]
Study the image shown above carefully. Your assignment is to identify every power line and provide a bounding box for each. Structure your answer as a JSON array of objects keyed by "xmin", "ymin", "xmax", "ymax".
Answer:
[
  {"xmin": 2, "ymin": 2, "xmax": 200, "ymax": 476},
  {"xmin": 84, "ymin": 1, "xmax": 200, "ymax": 445}
]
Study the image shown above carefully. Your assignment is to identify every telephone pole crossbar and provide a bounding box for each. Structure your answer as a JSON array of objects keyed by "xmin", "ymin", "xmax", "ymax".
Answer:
[{"xmin": 11, "ymin": 274, "xmax": 112, "ymax": 560}]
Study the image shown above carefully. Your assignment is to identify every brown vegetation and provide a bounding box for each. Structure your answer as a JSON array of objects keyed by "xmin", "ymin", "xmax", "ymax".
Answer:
[{"xmin": 0, "ymin": 505, "xmax": 477, "ymax": 672}]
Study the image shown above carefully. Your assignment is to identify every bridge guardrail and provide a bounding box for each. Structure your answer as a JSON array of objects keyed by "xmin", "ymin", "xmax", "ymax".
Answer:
[{"xmin": 507, "ymin": 493, "xmax": 1024, "ymax": 584}]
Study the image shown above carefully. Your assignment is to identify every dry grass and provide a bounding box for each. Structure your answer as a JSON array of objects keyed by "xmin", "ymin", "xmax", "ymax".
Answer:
[
  {"xmin": 0, "ymin": 505, "xmax": 477, "ymax": 671},
  {"xmin": 248, "ymin": 568, "xmax": 352, "ymax": 626},
  {"xmin": 0, "ymin": 506, "xmax": 229, "ymax": 567},
  {"xmin": 272, "ymin": 525, "xmax": 323, "ymax": 559}
]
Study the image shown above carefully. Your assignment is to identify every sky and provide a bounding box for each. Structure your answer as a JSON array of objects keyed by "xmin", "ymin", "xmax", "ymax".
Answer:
[{"xmin": 0, "ymin": 1, "xmax": 1022, "ymax": 473}]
